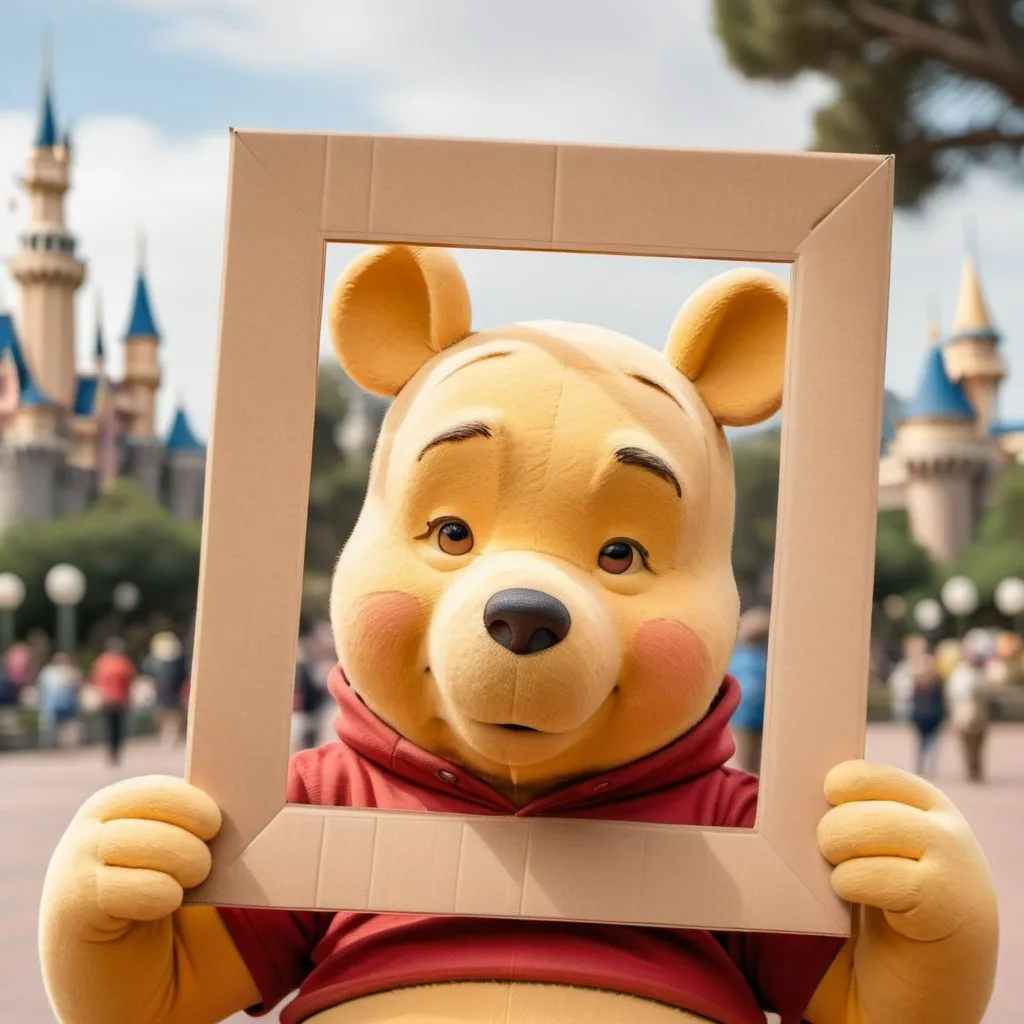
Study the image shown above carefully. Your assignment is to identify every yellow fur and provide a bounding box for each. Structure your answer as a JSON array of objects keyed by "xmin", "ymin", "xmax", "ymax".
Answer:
[{"xmin": 39, "ymin": 244, "xmax": 997, "ymax": 1024}]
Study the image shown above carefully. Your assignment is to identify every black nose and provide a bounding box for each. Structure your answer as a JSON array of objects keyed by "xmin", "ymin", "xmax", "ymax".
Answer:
[{"xmin": 483, "ymin": 588, "xmax": 571, "ymax": 655}]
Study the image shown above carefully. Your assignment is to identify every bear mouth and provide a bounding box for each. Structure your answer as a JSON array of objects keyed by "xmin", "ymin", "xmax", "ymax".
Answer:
[{"xmin": 496, "ymin": 723, "xmax": 540, "ymax": 733}]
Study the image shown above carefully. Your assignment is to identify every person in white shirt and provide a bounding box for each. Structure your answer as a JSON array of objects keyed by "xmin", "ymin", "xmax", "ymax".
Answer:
[{"xmin": 946, "ymin": 629, "xmax": 996, "ymax": 783}]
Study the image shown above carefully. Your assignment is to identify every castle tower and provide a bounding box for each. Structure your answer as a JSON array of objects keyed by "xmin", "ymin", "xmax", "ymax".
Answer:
[
  {"xmin": 122, "ymin": 234, "xmax": 162, "ymax": 438},
  {"xmin": 163, "ymin": 405, "xmax": 206, "ymax": 520},
  {"xmin": 0, "ymin": 310, "xmax": 64, "ymax": 530},
  {"xmin": 891, "ymin": 331, "xmax": 998, "ymax": 563},
  {"xmin": 943, "ymin": 251, "xmax": 1005, "ymax": 436},
  {"xmin": 6, "ymin": 47, "xmax": 86, "ymax": 416},
  {"xmin": 119, "ymin": 236, "xmax": 164, "ymax": 501}
]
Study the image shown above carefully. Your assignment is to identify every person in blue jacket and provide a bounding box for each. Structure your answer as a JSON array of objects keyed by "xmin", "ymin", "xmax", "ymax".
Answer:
[{"xmin": 728, "ymin": 607, "xmax": 771, "ymax": 774}]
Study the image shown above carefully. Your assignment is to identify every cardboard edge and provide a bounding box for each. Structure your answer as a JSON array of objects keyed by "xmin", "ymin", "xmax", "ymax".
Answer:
[
  {"xmin": 757, "ymin": 156, "xmax": 894, "ymax": 933},
  {"xmin": 187, "ymin": 132, "xmax": 894, "ymax": 931},
  {"xmin": 184, "ymin": 135, "xmax": 323, "ymax": 864}
]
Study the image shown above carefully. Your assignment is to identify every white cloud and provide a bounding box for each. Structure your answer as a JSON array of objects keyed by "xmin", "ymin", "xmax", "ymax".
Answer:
[
  {"xmin": 3, "ymin": 1, "xmax": 1023, "ymax": 445},
  {"xmin": 131, "ymin": 0, "xmax": 834, "ymax": 149},
  {"xmin": 0, "ymin": 111, "xmax": 227, "ymax": 437}
]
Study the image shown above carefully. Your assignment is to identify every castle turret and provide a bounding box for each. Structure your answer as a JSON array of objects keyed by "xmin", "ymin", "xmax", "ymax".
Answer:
[
  {"xmin": 0, "ymin": 310, "xmax": 64, "ymax": 531},
  {"xmin": 122, "ymin": 234, "xmax": 162, "ymax": 438},
  {"xmin": 891, "ymin": 331, "xmax": 999, "ymax": 563},
  {"xmin": 118, "ymin": 236, "xmax": 164, "ymax": 500},
  {"xmin": 943, "ymin": 251, "xmax": 1005, "ymax": 436},
  {"xmin": 163, "ymin": 405, "xmax": 206, "ymax": 520},
  {"xmin": 6, "ymin": 47, "xmax": 86, "ymax": 416}
]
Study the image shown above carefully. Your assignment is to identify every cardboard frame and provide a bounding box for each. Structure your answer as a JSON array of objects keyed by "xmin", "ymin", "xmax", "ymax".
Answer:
[{"xmin": 184, "ymin": 130, "xmax": 893, "ymax": 936}]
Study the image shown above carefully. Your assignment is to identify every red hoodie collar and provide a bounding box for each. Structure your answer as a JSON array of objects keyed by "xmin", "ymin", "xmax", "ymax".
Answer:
[{"xmin": 328, "ymin": 666, "xmax": 739, "ymax": 815}]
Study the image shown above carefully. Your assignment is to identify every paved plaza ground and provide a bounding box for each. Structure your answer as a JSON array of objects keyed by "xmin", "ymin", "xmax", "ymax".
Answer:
[{"xmin": 2, "ymin": 723, "xmax": 1022, "ymax": 1023}]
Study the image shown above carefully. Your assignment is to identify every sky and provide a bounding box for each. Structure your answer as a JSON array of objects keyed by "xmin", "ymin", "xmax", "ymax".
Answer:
[{"xmin": 1, "ymin": 0, "xmax": 1022, "ymax": 439}]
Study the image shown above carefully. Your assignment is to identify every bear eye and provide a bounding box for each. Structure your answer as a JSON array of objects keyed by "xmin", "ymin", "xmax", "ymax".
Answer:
[
  {"xmin": 598, "ymin": 539, "xmax": 648, "ymax": 575},
  {"xmin": 436, "ymin": 518, "xmax": 474, "ymax": 556}
]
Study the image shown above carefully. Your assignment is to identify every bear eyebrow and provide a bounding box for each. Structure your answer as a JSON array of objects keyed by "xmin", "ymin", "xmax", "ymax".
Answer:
[
  {"xmin": 438, "ymin": 350, "xmax": 512, "ymax": 385},
  {"xmin": 417, "ymin": 421, "xmax": 493, "ymax": 461},
  {"xmin": 627, "ymin": 373, "xmax": 686, "ymax": 412},
  {"xmin": 614, "ymin": 447, "xmax": 683, "ymax": 498}
]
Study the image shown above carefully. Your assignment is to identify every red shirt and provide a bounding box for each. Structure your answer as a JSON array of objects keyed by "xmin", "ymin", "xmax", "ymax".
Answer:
[
  {"xmin": 219, "ymin": 669, "xmax": 843, "ymax": 1024},
  {"xmin": 90, "ymin": 652, "xmax": 135, "ymax": 706}
]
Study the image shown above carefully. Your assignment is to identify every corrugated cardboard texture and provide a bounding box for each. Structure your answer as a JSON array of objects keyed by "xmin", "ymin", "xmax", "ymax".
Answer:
[{"xmin": 184, "ymin": 131, "xmax": 893, "ymax": 937}]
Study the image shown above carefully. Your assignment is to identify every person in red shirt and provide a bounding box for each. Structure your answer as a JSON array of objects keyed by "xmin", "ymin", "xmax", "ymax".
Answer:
[{"xmin": 89, "ymin": 637, "xmax": 136, "ymax": 765}]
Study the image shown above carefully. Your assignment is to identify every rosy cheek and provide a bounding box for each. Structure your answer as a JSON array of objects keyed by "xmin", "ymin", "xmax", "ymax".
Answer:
[
  {"xmin": 347, "ymin": 591, "xmax": 424, "ymax": 667},
  {"xmin": 632, "ymin": 619, "xmax": 711, "ymax": 705}
]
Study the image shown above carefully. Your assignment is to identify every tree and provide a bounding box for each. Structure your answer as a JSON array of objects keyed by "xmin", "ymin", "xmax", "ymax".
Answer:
[
  {"xmin": 714, "ymin": 0, "xmax": 1024, "ymax": 206},
  {"xmin": 730, "ymin": 424, "xmax": 935, "ymax": 608},
  {"xmin": 301, "ymin": 363, "xmax": 380, "ymax": 616},
  {"xmin": 731, "ymin": 428, "xmax": 782, "ymax": 605},
  {"xmin": 0, "ymin": 477, "xmax": 202, "ymax": 650},
  {"xmin": 874, "ymin": 507, "xmax": 935, "ymax": 599},
  {"xmin": 951, "ymin": 462, "xmax": 1024, "ymax": 594}
]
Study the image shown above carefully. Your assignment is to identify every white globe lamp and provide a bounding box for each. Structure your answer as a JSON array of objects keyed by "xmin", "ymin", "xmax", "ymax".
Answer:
[
  {"xmin": 940, "ymin": 576, "xmax": 979, "ymax": 617},
  {"xmin": 113, "ymin": 581, "xmax": 141, "ymax": 614},
  {"xmin": 0, "ymin": 572, "xmax": 25, "ymax": 648},
  {"xmin": 44, "ymin": 563, "xmax": 86, "ymax": 651},
  {"xmin": 913, "ymin": 598, "xmax": 944, "ymax": 633},
  {"xmin": 940, "ymin": 575, "xmax": 978, "ymax": 635},
  {"xmin": 995, "ymin": 577, "xmax": 1024, "ymax": 631}
]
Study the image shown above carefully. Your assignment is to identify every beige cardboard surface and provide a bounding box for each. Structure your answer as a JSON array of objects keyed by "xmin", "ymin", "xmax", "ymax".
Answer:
[{"xmin": 184, "ymin": 131, "xmax": 893, "ymax": 936}]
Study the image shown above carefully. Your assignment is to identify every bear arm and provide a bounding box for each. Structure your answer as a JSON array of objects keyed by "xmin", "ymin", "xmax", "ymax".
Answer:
[
  {"xmin": 804, "ymin": 910, "xmax": 997, "ymax": 1024},
  {"xmin": 44, "ymin": 905, "xmax": 259, "ymax": 1024}
]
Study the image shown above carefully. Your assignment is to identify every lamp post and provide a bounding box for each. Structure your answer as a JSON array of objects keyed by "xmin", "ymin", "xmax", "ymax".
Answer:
[
  {"xmin": 0, "ymin": 573, "xmax": 25, "ymax": 649},
  {"xmin": 940, "ymin": 575, "xmax": 978, "ymax": 638},
  {"xmin": 913, "ymin": 598, "xmax": 944, "ymax": 636},
  {"xmin": 44, "ymin": 564, "xmax": 86, "ymax": 653},
  {"xmin": 113, "ymin": 581, "xmax": 140, "ymax": 616},
  {"xmin": 994, "ymin": 576, "xmax": 1024, "ymax": 634}
]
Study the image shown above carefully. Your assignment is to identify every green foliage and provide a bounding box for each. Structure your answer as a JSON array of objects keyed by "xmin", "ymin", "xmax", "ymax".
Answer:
[
  {"xmin": 0, "ymin": 476, "xmax": 201, "ymax": 645},
  {"xmin": 731, "ymin": 428, "xmax": 782, "ymax": 603},
  {"xmin": 949, "ymin": 464, "xmax": 1024, "ymax": 597},
  {"xmin": 729, "ymin": 425, "xmax": 935, "ymax": 606},
  {"xmin": 713, "ymin": 0, "xmax": 1024, "ymax": 207},
  {"xmin": 874, "ymin": 507, "xmax": 934, "ymax": 600},
  {"xmin": 302, "ymin": 363, "xmax": 377, "ymax": 616}
]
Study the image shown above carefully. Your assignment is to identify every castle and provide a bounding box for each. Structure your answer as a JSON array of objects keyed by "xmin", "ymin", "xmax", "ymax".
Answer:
[
  {"xmin": 0, "ymin": 60, "xmax": 206, "ymax": 535},
  {"xmin": 878, "ymin": 254, "xmax": 1024, "ymax": 564}
]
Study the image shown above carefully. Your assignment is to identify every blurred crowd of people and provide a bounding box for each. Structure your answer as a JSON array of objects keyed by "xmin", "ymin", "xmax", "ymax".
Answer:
[
  {"xmin": 0, "ymin": 615, "xmax": 339, "ymax": 762},
  {"xmin": 887, "ymin": 628, "xmax": 1024, "ymax": 783},
  {"xmin": 0, "ymin": 630, "xmax": 193, "ymax": 763},
  {"xmin": 725, "ymin": 604, "xmax": 1024, "ymax": 784},
  {"xmin": 291, "ymin": 619, "xmax": 337, "ymax": 753}
]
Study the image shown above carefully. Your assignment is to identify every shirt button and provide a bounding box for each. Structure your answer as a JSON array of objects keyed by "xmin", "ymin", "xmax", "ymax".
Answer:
[
  {"xmin": 593, "ymin": 781, "xmax": 611, "ymax": 793},
  {"xmin": 437, "ymin": 769, "xmax": 458, "ymax": 785}
]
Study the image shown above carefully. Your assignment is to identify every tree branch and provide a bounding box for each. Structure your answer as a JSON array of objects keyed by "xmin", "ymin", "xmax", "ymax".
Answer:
[
  {"xmin": 849, "ymin": 0, "xmax": 1024, "ymax": 102},
  {"xmin": 964, "ymin": 0, "xmax": 1024, "ymax": 66}
]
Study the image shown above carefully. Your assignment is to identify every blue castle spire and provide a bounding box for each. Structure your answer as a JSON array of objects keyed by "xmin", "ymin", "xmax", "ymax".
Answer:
[
  {"xmin": 35, "ymin": 33, "xmax": 58, "ymax": 149},
  {"xmin": 125, "ymin": 233, "xmax": 161, "ymax": 340},
  {"xmin": 902, "ymin": 344, "xmax": 976, "ymax": 422},
  {"xmin": 0, "ymin": 312, "xmax": 54, "ymax": 406},
  {"xmin": 165, "ymin": 406, "xmax": 204, "ymax": 453},
  {"xmin": 94, "ymin": 293, "xmax": 106, "ymax": 361}
]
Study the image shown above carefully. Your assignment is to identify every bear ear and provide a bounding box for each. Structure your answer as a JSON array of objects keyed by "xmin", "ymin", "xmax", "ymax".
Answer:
[
  {"xmin": 663, "ymin": 268, "xmax": 788, "ymax": 427},
  {"xmin": 328, "ymin": 245, "xmax": 472, "ymax": 397}
]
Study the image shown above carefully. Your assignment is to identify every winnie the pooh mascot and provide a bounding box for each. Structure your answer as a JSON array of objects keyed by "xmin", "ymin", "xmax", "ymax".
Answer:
[{"xmin": 39, "ymin": 246, "xmax": 998, "ymax": 1024}]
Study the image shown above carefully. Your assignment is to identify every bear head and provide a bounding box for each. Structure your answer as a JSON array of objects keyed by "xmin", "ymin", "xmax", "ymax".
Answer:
[{"xmin": 327, "ymin": 245, "xmax": 785, "ymax": 804}]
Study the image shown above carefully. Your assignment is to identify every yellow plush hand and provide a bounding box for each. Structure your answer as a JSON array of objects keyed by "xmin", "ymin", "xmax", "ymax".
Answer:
[
  {"xmin": 808, "ymin": 760, "xmax": 998, "ymax": 1024},
  {"xmin": 40, "ymin": 776, "xmax": 258, "ymax": 1024},
  {"xmin": 42, "ymin": 775, "xmax": 220, "ymax": 936},
  {"xmin": 818, "ymin": 760, "xmax": 995, "ymax": 942}
]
